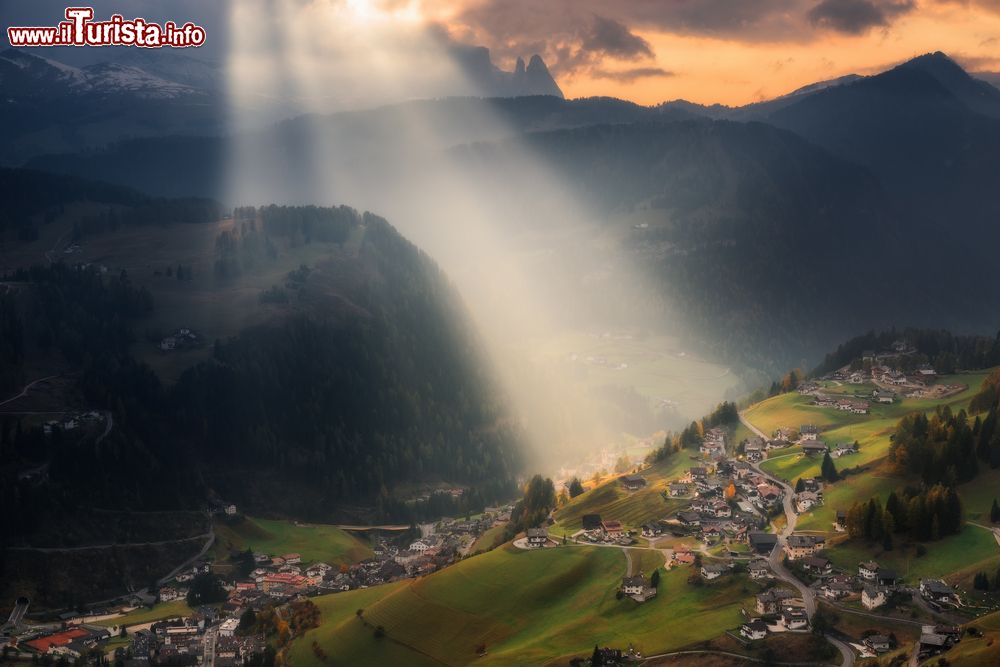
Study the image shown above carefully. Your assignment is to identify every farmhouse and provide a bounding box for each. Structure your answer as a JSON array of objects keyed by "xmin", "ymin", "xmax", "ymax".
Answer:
[
  {"xmin": 864, "ymin": 635, "xmax": 892, "ymax": 654},
  {"xmin": 802, "ymin": 556, "xmax": 831, "ymax": 575},
  {"xmin": 641, "ymin": 523, "xmax": 663, "ymax": 538},
  {"xmin": 796, "ymin": 492, "xmax": 820, "ymax": 513},
  {"xmin": 859, "ymin": 560, "xmax": 879, "ymax": 580},
  {"xmin": 784, "ymin": 534, "xmax": 824, "ymax": 560},
  {"xmin": 601, "ymin": 520, "xmax": 624, "ymax": 538},
  {"xmin": 621, "ymin": 474, "xmax": 646, "ymax": 491},
  {"xmin": 799, "ymin": 425, "xmax": 819, "ymax": 440},
  {"xmin": 920, "ymin": 579, "xmax": 956, "ymax": 604},
  {"xmin": 669, "ymin": 483, "xmax": 690, "ymax": 497},
  {"xmin": 834, "ymin": 443, "xmax": 857, "ymax": 458},
  {"xmin": 748, "ymin": 532, "xmax": 778, "ymax": 554},
  {"xmin": 800, "ymin": 441, "xmax": 829, "ymax": 456},
  {"xmin": 862, "ymin": 585, "xmax": 886, "ymax": 610},
  {"xmin": 677, "ymin": 511, "xmax": 701, "ymax": 527},
  {"xmin": 781, "ymin": 608, "xmax": 809, "ymax": 630},
  {"xmin": 755, "ymin": 588, "xmax": 794, "ymax": 614},
  {"xmin": 748, "ymin": 561, "xmax": 770, "ymax": 580},
  {"xmin": 526, "ymin": 528, "xmax": 549, "ymax": 548},
  {"xmin": 873, "ymin": 388, "xmax": 896, "ymax": 403},
  {"xmin": 740, "ymin": 618, "xmax": 768, "ymax": 641},
  {"xmin": 621, "ymin": 574, "xmax": 657, "ymax": 602}
]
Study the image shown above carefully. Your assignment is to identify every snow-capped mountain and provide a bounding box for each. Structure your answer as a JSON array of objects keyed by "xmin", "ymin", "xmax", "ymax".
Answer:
[{"xmin": 0, "ymin": 49, "xmax": 202, "ymax": 99}]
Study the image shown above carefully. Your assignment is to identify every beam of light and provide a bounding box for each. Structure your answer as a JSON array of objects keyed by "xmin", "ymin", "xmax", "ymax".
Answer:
[{"xmin": 222, "ymin": 0, "xmax": 737, "ymax": 477}]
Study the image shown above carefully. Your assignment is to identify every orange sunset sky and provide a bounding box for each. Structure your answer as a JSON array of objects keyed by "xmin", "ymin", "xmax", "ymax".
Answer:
[{"xmin": 429, "ymin": 0, "xmax": 1000, "ymax": 105}]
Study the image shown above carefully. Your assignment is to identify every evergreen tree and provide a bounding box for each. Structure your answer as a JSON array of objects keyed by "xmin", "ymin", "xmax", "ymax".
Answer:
[
  {"xmin": 821, "ymin": 452, "xmax": 839, "ymax": 482},
  {"xmin": 568, "ymin": 477, "xmax": 585, "ymax": 498}
]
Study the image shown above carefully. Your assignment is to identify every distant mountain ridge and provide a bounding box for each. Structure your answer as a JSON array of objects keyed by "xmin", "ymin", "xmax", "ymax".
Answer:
[{"xmin": 450, "ymin": 45, "xmax": 563, "ymax": 98}]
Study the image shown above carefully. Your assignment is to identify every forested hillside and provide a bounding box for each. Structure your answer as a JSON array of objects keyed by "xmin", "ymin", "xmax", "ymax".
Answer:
[{"xmin": 1, "ymin": 203, "xmax": 522, "ymax": 534}]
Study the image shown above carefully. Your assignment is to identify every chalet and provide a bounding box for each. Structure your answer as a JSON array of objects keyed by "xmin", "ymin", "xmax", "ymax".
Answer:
[
  {"xmin": 815, "ymin": 395, "xmax": 837, "ymax": 408},
  {"xmin": 409, "ymin": 540, "xmax": 432, "ymax": 552},
  {"xmin": 748, "ymin": 532, "xmax": 778, "ymax": 554},
  {"xmin": 802, "ymin": 556, "xmax": 832, "ymax": 575},
  {"xmin": 820, "ymin": 578, "xmax": 854, "ymax": 600},
  {"xmin": 917, "ymin": 364, "xmax": 937, "ymax": 377},
  {"xmin": 733, "ymin": 461, "xmax": 754, "ymax": 477},
  {"xmin": 740, "ymin": 618, "xmax": 768, "ymax": 641},
  {"xmin": 920, "ymin": 579, "xmax": 956, "ymax": 604},
  {"xmin": 800, "ymin": 441, "xmax": 829, "ymax": 456},
  {"xmin": 621, "ymin": 575, "xmax": 645, "ymax": 596},
  {"xmin": 796, "ymin": 492, "xmax": 820, "ymax": 513},
  {"xmin": 582, "ymin": 514, "xmax": 603, "ymax": 531},
  {"xmin": 833, "ymin": 443, "xmax": 858, "ymax": 458},
  {"xmin": 641, "ymin": 523, "xmax": 663, "ymax": 538},
  {"xmin": 748, "ymin": 562, "xmax": 770, "ymax": 580},
  {"xmin": 756, "ymin": 484, "xmax": 782, "ymax": 505},
  {"xmin": 799, "ymin": 425, "xmax": 819, "ymax": 441},
  {"xmin": 699, "ymin": 441, "xmax": 724, "ymax": 457},
  {"xmin": 859, "ymin": 561, "xmax": 879, "ymax": 580},
  {"xmin": 743, "ymin": 441, "xmax": 764, "ymax": 463},
  {"xmin": 673, "ymin": 548, "xmax": 695, "ymax": 565},
  {"xmin": 526, "ymin": 528, "xmax": 548, "ymax": 548},
  {"xmin": 876, "ymin": 569, "xmax": 899, "ymax": 588},
  {"xmin": 690, "ymin": 498, "xmax": 712, "ymax": 512},
  {"xmin": 862, "ymin": 585, "xmax": 886, "ymax": 610},
  {"xmin": 709, "ymin": 500, "xmax": 732, "ymax": 518},
  {"xmin": 834, "ymin": 510, "xmax": 847, "ymax": 532},
  {"xmin": 701, "ymin": 563, "xmax": 730, "ymax": 580},
  {"xmin": 669, "ymin": 483, "xmax": 690, "ymax": 498},
  {"xmin": 601, "ymin": 520, "xmax": 624, "ymax": 538},
  {"xmin": 677, "ymin": 511, "xmax": 701, "ymax": 527},
  {"xmin": 873, "ymin": 388, "xmax": 896, "ymax": 404},
  {"xmin": 621, "ymin": 474, "xmax": 646, "ymax": 491},
  {"xmin": 701, "ymin": 526, "xmax": 722, "ymax": 543},
  {"xmin": 864, "ymin": 635, "xmax": 892, "ymax": 654},
  {"xmin": 918, "ymin": 632, "xmax": 952, "ymax": 657},
  {"xmin": 283, "ymin": 553, "xmax": 302, "ymax": 564},
  {"xmin": 755, "ymin": 589, "xmax": 794, "ymax": 614},
  {"xmin": 781, "ymin": 608, "xmax": 809, "ymax": 630},
  {"xmin": 784, "ymin": 534, "xmax": 824, "ymax": 560},
  {"xmin": 687, "ymin": 467, "xmax": 708, "ymax": 481},
  {"xmin": 621, "ymin": 574, "xmax": 657, "ymax": 602}
]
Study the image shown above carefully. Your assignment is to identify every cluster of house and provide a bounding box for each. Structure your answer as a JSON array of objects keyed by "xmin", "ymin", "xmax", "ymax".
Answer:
[
  {"xmin": 578, "ymin": 515, "xmax": 636, "ymax": 546},
  {"xmin": 42, "ymin": 410, "xmax": 106, "ymax": 435},
  {"xmin": 159, "ymin": 327, "xmax": 201, "ymax": 352},
  {"xmin": 132, "ymin": 610, "xmax": 265, "ymax": 667},
  {"xmin": 15, "ymin": 626, "xmax": 112, "ymax": 660},
  {"xmin": 698, "ymin": 427, "xmax": 727, "ymax": 458},
  {"xmin": 811, "ymin": 394, "xmax": 870, "ymax": 414}
]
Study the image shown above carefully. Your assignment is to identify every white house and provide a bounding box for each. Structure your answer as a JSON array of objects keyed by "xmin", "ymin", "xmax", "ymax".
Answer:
[
  {"xmin": 740, "ymin": 619, "xmax": 767, "ymax": 641},
  {"xmin": 862, "ymin": 585, "xmax": 886, "ymax": 610}
]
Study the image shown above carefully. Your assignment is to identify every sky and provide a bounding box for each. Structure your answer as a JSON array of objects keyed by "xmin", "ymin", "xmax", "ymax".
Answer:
[{"xmin": 2, "ymin": 0, "xmax": 999, "ymax": 106}]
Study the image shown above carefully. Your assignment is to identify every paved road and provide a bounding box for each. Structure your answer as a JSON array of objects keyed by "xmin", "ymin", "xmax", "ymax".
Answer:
[
  {"xmin": 642, "ymin": 647, "xmax": 839, "ymax": 665},
  {"xmin": 741, "ymin": 410, "xmax": 851, "ymax": 666},
  {"xmin": 0, "ymin": 374, "xmax": 60, "ymax": 407},
  {"xmin": 202, "ymin": 626, "xmax": 218, "ymax": 667},
  {"xmin": 7, "ymin": 533, "xmax": 212, "ymax": 552}
]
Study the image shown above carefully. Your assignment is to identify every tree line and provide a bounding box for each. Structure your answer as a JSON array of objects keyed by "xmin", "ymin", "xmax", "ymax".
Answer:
[{"xmin": 845, "ymin": 484, "xmax": 963, "ymax": 547}]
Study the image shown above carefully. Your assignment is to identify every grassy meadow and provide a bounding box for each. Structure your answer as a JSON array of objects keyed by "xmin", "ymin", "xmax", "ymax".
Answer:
[
  {"xmin": 289, "ymin": 545, "xmax": 754, "ymax": 667},
  {"xmin": 211, "ymin": 516, "xmax": 372, "ymax": 566}
]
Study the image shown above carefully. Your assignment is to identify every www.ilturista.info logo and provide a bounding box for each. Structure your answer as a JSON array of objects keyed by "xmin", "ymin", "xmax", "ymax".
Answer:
[{"xmin": 7, "ymin": 7, "xmax": 206, "ymax": 48}]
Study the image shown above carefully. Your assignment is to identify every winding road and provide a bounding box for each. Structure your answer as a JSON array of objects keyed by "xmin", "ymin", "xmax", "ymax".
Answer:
[{"xmin": 740, "ymin": 411, "xmax": 853, "ymax": 666}]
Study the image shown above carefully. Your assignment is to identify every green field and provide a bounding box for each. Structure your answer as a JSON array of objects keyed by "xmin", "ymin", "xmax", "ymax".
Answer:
[
  {"xmin": 552, "ymin": 455, "xmax": 693, "ymax": 534},
  {"xmin": 290, "ymin": 545, "xmax": 753, "ymax": 666},
  {"xmin": 212, "ymin": 516, "xmax": 372, "ymax": 566},
  {"xmin": 745, "ymin": 370, "xmax": 1000, "ymax": 588},
  {"xmin": 93, "ymin": 600, "xmax": 193, "ymax": 628}
]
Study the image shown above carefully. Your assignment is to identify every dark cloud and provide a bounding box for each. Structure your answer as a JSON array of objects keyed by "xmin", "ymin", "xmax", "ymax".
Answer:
[
  {"xmin": 581, "ymin": 16, "xmax": 653, "ymax": 60},
  {"xmin": 807, "ymin": 0, "xmax": 915, "ymax": 34},
  {"xmin": 590, "ymin": 66, "xmax": 673, "ymax": 82}
]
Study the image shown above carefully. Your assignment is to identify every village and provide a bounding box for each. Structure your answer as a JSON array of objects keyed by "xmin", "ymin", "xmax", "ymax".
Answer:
[
  {"xmin": 0, "ymin": 500, "xmax": 516, "ymax": 666},
  {"xmin": 537, "ymin": 411, "xmax": 971, "ymax": 663}
]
